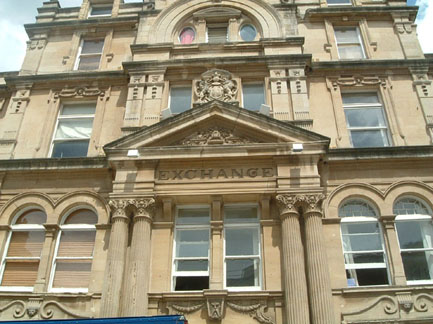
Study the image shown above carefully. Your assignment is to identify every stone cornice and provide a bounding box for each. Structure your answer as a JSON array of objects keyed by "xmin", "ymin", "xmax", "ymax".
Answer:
[
  {"xmin": 123, "ymin": 54, "xmax": 312, "ymax": 72},
  {"xmin": 328, "ymin": 145, "xmax": 433, "ymax": 161},
  {"xmin": 305, "ymin": 6, "xmax": 418, "ymax": 21},
  {"xmin": 0, "ymin": 157, "xmax": 109, "ymax": 172},
  {"xmin": 311, "ymin": 58, "xmax": 433, "ymax": 72},
  {"xmin": 4, "ymin": 71, "xmax": 126, "ymax": 87}
]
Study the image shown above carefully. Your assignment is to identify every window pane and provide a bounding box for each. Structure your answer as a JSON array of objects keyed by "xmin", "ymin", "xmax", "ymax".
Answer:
[
  {"xmin": 7, "ymin": 231, "xmax": 44, "ymax": 257},
  {"xmin": 65, "ymin": 209, "xmax": 98, "ymax": 225},
  {"xmin": 243, "ymin": 83, "xmax": 265, "ymax": 111},
  {"xmin": 51, "ymin": 140, "xmax": 90, "ymax": 158},
  {"xmin": 226, "ymin": 259, "xmax": 258, "ymax": 287},
  {"xmin": 240, "ymin": 25, "xmax": 257, "ymax": 41},
  {"xmin": 15, "ymin": 210, "xmax": 46, "ymax": 224},
  {"xmin": 339, "ymin": 201, "xmax": 376, "ymax": 217},
  {"xmin": 225, "ymin": 206, "xmax": 257, "ymax": 223},
  {"xmin": 350, "ymin": 130, "xmax": 388, "ymax": 148},
  {"xmin": 345, "ymin": 108, "xmax": 386, "ymax": 127},
  {"xmin": 208, "ymin": 27, "xmax": 227, "ymax": 43},
  {"xmin": 344, "ymin": 252, "xmax": 385, "ymax": 264},
  {"xmin": 170, "ymin": 87, "xmax": 192, "ymax": 114},
  {"xmin": 394, "ymin": 198, "xmax": 431, "ymax": 215},
  {"xmin": 175, "ymin": 276, "xmax": 209, "ymax": 291},
  {"xmin": 401, "ymin": 251, "xmax": 433, "ymax": 281},
  {"xmin": 396, "ymin": 221, "xmax": 433, "ymax": 249},
  {"xmin": 335, "ymin": 29, "xmax": 358, "ymax": 43},
  {"xmin": 78, "ymin": 56, "xmax": 101, "ymax": 70},
  {"xmin": 81, "ymin": 40, "xmax": 104, "ymax": 54},
  {"xmin": 346, "ymin": 268, "xmax": 388, "ymax": 286},
  {"xmin": 342, "ymin": 93, "xmax": 380, "ymax": 106},
  {"xmin": 57, "ymin": 231, "xmax": 96, "ymax": 257},
  {"xmin": 1, "ymin": 260, "xmax": 39, "ymax": 287},
  {"xmin": 52, "ymin": 260, "xmax": 92, "ymax": 288},
  {"xmin": 176, "ymin": 260, "xmax": 208, "ymax": 271},
  {"xmin": 55, "ymin": 119, "xmax": 93, "ymax": 140},
  {"xmin": 62, "ymin": 104, "xmax": 96, "ymax": 116},
  {"xmin": 342, "ymin": 222, "xmax": 379, "ymax": 234},
  {"xmin": 176, "ymin": 229, "xmax": 209, "ymax": 258},
  {"xmin": 90, "ymin": 7, "xmax": 112, "ymax": 16},
  {"xmin": 342, "ymin": 233, "xmax": 382, "ymax": 252},
  {"xmin": 226, "ymin": 228, "xmax": 259, "ymax": 256},
  {"xmin": 338, "ymin": 45, "xmax": 364, "ymax": 59},
  {"xmin": 177, "ymin": 208, "xmax": 209, "ymax": 225}
]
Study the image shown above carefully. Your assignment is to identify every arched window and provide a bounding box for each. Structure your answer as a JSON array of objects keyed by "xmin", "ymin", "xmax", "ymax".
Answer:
[
  {"xmin": 0, "ymin": 209, "xmax": 47, "ymax": 291},
  {"xmin": 394, "ymin": 197, "xmax": 433, "ymax": 284},
  {"xmin": 339, "ymin": 200, "xmax": 389, "ymax": 286},
  {"xmin": 50, "ymin": 208, "xmax": 97, "ymax": 292}
]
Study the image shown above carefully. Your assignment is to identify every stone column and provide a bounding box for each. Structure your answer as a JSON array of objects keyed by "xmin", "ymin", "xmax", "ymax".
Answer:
[
  {"xmin": 276, "ymin": 195, "xmax": 310, "ymax": 324},
  {"xmin": 302, "ymin": 194, "xmax": 335, "ymax": 324},
  {"xmin": 100, "ymin": 200, "xmax": 130, "ymax": 317},
  {"xmin": 122, "ymin": 198, "xmax": 155, "ymax": 316}
]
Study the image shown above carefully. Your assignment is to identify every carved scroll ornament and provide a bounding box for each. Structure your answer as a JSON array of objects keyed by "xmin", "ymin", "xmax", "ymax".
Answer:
[
  {"xmin": 54, "ymin": 86, "xmax": 107, "ymax": 101},
  {"xmin": 179, "ymin": 127, "xmax": 256, "ymax": 146},
  {"xmin": 195, "ymin": 69, "xmax": 238, "ymax": 103}
]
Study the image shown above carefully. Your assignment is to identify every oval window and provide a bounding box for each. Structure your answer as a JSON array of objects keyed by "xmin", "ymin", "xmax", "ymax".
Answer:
[
  {"xmin": 240, "ymin": 24, "xmax": 257, "ymax": 41},
  {"xmin": 179, "ymin": 27, "xmax": 195, "ymax": 44}
]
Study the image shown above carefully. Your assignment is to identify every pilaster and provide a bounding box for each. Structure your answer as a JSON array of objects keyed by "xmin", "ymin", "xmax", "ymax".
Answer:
[
  {"xmin": 100, "ymin": 199, "xmax": 131, "ymax": 317},
  {"xmin": 34, "ymin": 224, "xmax": 59, "ymax": 293},
  {"xmin": 301, "ymin": 194, "xmax": 335, "ymax": 324},
  {"xmin": 276, "ymin": 194, "xmax": 310, "ymax": 324},
  {"xmin": 392, "ymin": 13, "xmax": 424, "ymax": 59},
  {"xmin": 269, "ymin": 68, "xmax": 291, "ymax": 122},
  {"xmin": 122, "ymin": 198, "xmax": 156, "ymax": 316},
  {"xmin": 210, "ymin": 197, "xmax": 223, "ymax": 290},
  {"xmin": 288, "ymin": 66, "xmax": 311, "ymax": 123}
]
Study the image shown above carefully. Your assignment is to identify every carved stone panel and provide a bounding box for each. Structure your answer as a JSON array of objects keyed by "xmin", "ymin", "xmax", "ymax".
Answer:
[{"xmin": 194, "ymin": 69, "xmax": 238, "ymax": 104}]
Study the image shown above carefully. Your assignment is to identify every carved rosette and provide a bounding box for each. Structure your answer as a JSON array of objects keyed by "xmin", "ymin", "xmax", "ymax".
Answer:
[{"xmin": 195, "ymin": 69, "xmax": 238, "ymax": 103}]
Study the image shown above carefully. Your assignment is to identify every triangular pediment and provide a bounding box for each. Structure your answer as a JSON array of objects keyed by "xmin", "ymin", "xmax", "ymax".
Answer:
[{"xmin": 104, "ymin": 100, "xmax": 329, "ymax": 156}]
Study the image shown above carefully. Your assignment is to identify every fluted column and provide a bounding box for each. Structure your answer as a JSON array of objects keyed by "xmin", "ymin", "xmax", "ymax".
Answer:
[
  {"xmin": 100, "ymin": 200, "xmax": 130, "ymax": 317},
  {"xmin": 276, "ymin": 195, "xmax": 310, "ymax": 324},
  {"xmin": 122, "ymin": 198, "xmax": 155, "ymax": 316},
  {"xmin": 302, "ymin": 194, "xmax": 335, "ymax": 324}
]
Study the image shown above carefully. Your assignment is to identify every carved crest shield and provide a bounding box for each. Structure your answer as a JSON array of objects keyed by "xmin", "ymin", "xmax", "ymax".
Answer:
[{"xmin": 195, "ymin": 69, "xmax": 238, "ymax": 103}]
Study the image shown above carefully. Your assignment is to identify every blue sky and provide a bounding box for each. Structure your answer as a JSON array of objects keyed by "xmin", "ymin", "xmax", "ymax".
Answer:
[{"xmin": 0, "ymin": 0, "xmax": 431, "ymax": 72}]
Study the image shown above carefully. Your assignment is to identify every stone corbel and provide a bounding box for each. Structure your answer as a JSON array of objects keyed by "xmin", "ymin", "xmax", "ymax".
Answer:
[
  {"xmin": 396, "ymin": 292, "xmax": 413, "ymax": 313},
  {"xmin": 204, "ymin": 290, "xmax": 227, "ymax": 320},
  {"xmin": 106, "ymin": 53, "xmax": 114, "ymax": 62}
]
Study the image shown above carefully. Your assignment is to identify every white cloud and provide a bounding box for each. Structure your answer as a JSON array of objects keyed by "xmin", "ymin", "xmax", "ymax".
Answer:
[
  {"xmin": 416, "ymin": 0, "xmax": 433, "ymax": 53},
  {"xmin": 0, "ymin": 20, "xmax": 28, "ymax": 71}
]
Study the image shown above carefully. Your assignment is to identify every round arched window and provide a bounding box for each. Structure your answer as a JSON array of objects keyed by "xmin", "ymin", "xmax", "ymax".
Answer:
[
  {"xmin": 179, "ymin": 27, "xmax": 195, "ymax": 44},
  {"xmin": 240, "ymin": 24, "xmax": 257, "ymax": 41}
]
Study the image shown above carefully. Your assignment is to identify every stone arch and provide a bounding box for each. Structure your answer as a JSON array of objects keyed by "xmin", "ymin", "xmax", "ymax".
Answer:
[
  {"xmin": 54, "ymin": 191, "xmax": 110, "ymax": 225},
  {"xmin": 0, "ymin": 192, "xmax": 54, "ymax": 225},
  {"xmin": 325, "ymin": 183, "xmax": 385, "ymax": 219},
  {"xmin": 384, "ymin": 180, "xmax": 433, "ymax": 215},
  {"xmin": 148, "ymin": 0, "xmax": 284, "ymax": 44}
]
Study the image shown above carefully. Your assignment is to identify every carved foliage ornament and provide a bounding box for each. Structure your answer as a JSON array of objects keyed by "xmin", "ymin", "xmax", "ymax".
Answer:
[
  {"xmin": 276, "ymin": 194, "xmax": 325, "ymax": 216},
  {"xmin": 109, "ymin": 198, "xmax": 155, "ymax": 220},
  {"xmin": 195, "ymin": 69, "xmax": 238, "ymax": 103},
  {"xmin": 329, "ymin": 75, "xmax": 387, "ymax": 91},
  {"xmin": 54, "ymin": 86, "xmax": 107, "ymax": 101},
  {"xmin": 179, "ymin": 127, "xmax": 257, "ymax": 146}
]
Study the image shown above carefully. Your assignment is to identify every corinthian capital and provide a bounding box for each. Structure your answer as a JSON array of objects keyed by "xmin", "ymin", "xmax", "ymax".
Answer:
[
  {"xmin": 109, "ymin": 199, "xmax": 129, "ymax": 220},
  {"xmin": 298, "ymin": 194, "xmax": 325, "ymax": 215},
  {"xmin": 276, "ymin": 194, "xmax": 299, "ymax": 216},
  {"xmin": 129, "ymin": 198, "xmax": 156, "ymax": 218}
]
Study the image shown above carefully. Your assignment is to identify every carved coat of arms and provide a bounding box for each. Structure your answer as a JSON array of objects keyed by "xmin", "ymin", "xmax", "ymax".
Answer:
[{"xmin": 195, "ymin": 69, "xmax": 238, "ymax": 103}]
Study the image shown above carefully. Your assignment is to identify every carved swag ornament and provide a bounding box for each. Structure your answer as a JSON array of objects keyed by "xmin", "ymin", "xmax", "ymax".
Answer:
[{"xmin": 195, "ymin": 69, "xmax": 238, "ymax": 103}]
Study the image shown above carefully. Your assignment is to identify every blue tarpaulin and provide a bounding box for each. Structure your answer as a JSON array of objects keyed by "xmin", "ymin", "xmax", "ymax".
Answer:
[{"xmin": 0, "ymin": 316, "xmax": 187, "ymax": 324}]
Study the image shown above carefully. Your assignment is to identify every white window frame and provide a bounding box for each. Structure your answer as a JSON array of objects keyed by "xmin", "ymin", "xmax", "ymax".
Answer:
[
  {"xmin": 48, "ymin": 208, "xmax": 97, "ymax": 293},
  {"xmin": 0, "ymin": 208, "xmax": 46, "ymax": 292},
  {"xmin": 342, "ymin": 92, "xmax": 391, "ymax": 148},
  {"xmin": 172, "ymin": 205, "xmax": 210, "ymax": 292},
  {"xmin": 49, "ymin": 102, "xmax": 96, "ymax": 158},
  {"xmin": 74, "ymin": 39, "xmax": 104, "ymax": 71},
  {"xmin": 223, "ymin": 204, "xmax": 262, "ymax": 292},
  {"xmin": 339, "ymin": 200, "xmax": 390, "ymax": 287},
  {"xmin": 394, "ymin": 197, "xmax": 433, "ymax": 285},
  {"xmin": 241, "ymin": 81, "xmax": 266, "ymax": 111},
  {"xmin": 88, "ymin": 5, "xmax": 112, "ymax": 18},
  {"xmin": 334, "ymin": 26, "xmax": 366, "ymax": 60}
]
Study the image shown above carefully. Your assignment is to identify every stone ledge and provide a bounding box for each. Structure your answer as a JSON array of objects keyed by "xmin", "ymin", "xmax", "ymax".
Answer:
[
  {"xmin": 328, "ymin": 145, "xmax": 433, "ymax": 161},
  {"xmin": 0, "ymin": 157, "xmax": 108, "ymax": 171}
]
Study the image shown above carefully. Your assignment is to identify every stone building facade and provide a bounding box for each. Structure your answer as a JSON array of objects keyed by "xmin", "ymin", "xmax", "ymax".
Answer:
[{"xmin": 0, "ymin": 0, "xmax": 432, "ymax": 323}]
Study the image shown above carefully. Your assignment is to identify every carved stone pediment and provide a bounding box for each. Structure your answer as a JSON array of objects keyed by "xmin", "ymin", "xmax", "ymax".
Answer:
[
  {"xmin": 195, "ymin": 69, "xmax": 238, "ymax": 104},
  {"xmin": 175, "ymin": 127, "xmax": 258, "ymax": 146}
]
